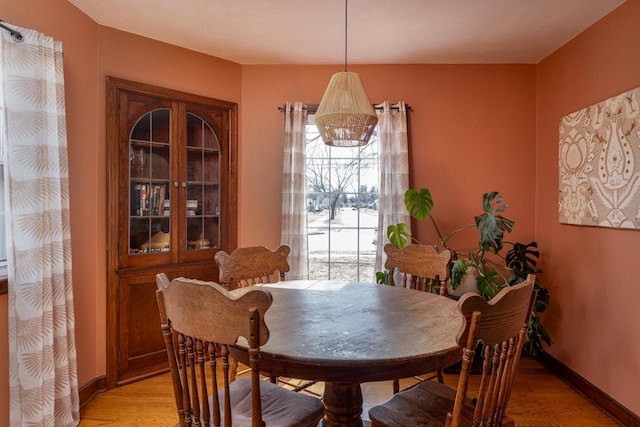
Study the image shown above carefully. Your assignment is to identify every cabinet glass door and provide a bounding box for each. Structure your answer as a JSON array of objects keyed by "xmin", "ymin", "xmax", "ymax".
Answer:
[
  {"xmin": 108, "ymin": 77, "xmax": 237, "ymax": 387},
  {"xmin": 129, "ymin": 109, "xmax": 171, "ymax": 255},
  {"xmin": 185, "ymin": 113, "xmax": 220, "ymax": 251}
]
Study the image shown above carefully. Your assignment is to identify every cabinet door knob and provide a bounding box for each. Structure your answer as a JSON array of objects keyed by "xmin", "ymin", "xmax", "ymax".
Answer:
[
  {"xmin": 182, "ymin": 182, "xmax": 187, "ymax": 188},
  {"xmin": 174, "ymin": 182, "xmax": 179, "ymax": 187}
]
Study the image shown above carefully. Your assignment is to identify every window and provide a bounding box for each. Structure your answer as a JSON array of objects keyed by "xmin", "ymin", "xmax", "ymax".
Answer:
[{"xmin": 306, "ymin": 115, "xmax": 379, "ymax": 282}]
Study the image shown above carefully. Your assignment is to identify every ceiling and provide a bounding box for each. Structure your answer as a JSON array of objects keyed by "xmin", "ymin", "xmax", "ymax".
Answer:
[{"xmin": 68, "ymin": 0, "xmax": 625, "ymax": 65}]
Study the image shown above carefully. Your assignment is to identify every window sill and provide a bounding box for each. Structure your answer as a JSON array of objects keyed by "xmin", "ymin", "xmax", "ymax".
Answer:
[{"xmin": 0, "ymin": 276, "xmax": 7, "ymax": 295}]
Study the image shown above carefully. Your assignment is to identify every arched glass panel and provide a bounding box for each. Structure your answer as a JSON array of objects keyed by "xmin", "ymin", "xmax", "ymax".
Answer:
[
  {"xmin": 129, "ymin": 109, "xmax": 171, "ymax": 254},
  {"xmin": 185, "ymin": 112, "xmax": 221, "ymax": 250}
]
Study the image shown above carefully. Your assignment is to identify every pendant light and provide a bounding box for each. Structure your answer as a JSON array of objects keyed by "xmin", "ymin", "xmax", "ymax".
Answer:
[{"xmin": 314, "ymin": 0, "xmax": 378, "ymax": 147}]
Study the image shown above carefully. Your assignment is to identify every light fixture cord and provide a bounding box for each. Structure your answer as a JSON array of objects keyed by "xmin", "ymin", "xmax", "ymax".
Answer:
[{"xmin": 344, "ymin": 0, "xmax": 348, "ymax": 72}]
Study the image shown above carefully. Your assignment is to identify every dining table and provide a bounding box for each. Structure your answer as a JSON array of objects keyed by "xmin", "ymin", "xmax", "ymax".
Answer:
[{"xmin": 229, "ymin": 279, "xmax": 463, "ymax": 427}]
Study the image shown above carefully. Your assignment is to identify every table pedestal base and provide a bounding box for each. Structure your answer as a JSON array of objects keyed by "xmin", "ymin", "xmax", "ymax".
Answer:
[{"xmin": 322, "ymin": 382, "xmax": 364, "ymax": 427}]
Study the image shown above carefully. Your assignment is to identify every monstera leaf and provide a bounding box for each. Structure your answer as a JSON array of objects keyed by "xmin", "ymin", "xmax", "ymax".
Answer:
[
  {"xmin": 450, "ymin": 259, "xmax": 470, "ymax": 290},
  {"xmin": 404, "ymin": 188, "xmax": 434, "ymax": 221},
  {"xmin": 476, "ymin": 270, "xmax": 502, "ymax": 298},
  {"xmin": 387, "ymin": 223, "xmax": 410, "ymax": 249},
  {"xmin": 506, "ymin": 241, "xmax": 540, "ymax": 280},
  {"xmin": 474, "ymin": 191, "xmax": 515, "ymax": 254}
]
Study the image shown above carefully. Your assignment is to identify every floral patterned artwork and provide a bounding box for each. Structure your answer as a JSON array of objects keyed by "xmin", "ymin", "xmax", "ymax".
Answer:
[{"xmin": 559, "ymin": 87, "xmax": 640, "ymax": 229}]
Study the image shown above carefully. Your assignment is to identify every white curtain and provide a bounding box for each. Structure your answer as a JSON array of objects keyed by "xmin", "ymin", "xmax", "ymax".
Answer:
[
  {"xmin": 281, "ymin": 102, "xmax": 309, "ymax": 279},
  {"xmin": 374, "ymin": 101, "xmax": 411, "ymax": 274},
  {"xmin": 1, "ymin": 24, "xmax": 79, "ymax": 426}
]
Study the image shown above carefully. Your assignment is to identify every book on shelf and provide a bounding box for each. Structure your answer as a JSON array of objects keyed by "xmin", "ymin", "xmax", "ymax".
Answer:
[
  {"xmin": 140, "ymin": 184, "xmax": 147, "ymax": 215},
  {"xmin": 133, "ymin": 183, "xmax": 168, "ymax": 216},
  {"xmin": 156, "ymin": 185, "xmax": 165, "ymax": 216},
  {"xmin": 131, "ymin": 184, "xmax": 141, "ymax": 216}
]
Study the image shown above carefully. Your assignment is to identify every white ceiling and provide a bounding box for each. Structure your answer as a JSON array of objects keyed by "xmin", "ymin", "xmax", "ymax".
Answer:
[{"xmin": 68, "ymin": 0, "xmax": 625, "ymax": 65}]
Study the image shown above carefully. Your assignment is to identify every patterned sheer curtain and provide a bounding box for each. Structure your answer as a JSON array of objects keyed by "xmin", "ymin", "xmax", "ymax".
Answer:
[
  {"xmin": 1, "ymin": 24, "xmax": 79, "ymax": 426},
  {"xmin": 281, "ymin": 102, "xmax": 309, "ymax": 279},
  {"xmin": 374, "ymin": 101, "xmax": 411, "ymax": 274}
]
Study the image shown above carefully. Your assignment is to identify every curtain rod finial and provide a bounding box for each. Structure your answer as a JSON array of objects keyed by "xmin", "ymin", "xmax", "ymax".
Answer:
[{"xmin": 0, "ymin": 21, "xmax": 24, "ymax": 42}]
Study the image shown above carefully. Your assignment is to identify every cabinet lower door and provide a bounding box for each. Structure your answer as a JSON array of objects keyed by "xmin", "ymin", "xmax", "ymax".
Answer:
[
  {"xmin": 116, "ymin": 271, "xmax": 169, "ymax": 385},
  {"xmin": 115, "ymin": 265, "xmax": 219, "ymax": 385}
]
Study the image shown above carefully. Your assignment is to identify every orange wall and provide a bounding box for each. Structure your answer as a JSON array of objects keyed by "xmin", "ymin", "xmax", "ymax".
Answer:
[
  {"xmin": 241, "ymin": 64, "xmax": 537, "ymax": 250},
  {"xmin": 536, "ymin": 0, "xmax": 640, "ymax": 415}
]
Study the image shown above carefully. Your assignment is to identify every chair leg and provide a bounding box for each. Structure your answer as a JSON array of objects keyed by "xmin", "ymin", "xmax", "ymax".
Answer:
[
  {"xmin": 275, "ymin": 377, "xmax": 321, "ymax": 396},
  {"xmin": 394, "ymin": 370, "xmax": 442, "ymax": 394},
  {"xmin": 292, "ymin": 380, "xmax": 321, "ymax": 397},
  {"xmin": 502, "ymin": 415, "xmax": 515, "ymax": 427},
  {"xmin": 229, "ymin": 357, "xmax": 239, "ymax": 382}
]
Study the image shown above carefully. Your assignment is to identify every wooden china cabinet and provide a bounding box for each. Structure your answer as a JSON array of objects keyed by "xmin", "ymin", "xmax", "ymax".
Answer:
[{"xmin": 106, "ymin": 77, "xmax": 237, "ymax": 388}]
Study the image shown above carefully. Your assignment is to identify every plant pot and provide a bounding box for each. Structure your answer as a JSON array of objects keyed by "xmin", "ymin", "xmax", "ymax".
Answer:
[
  {"xmin": 447, "ymin": 266, "xmax": 480, "ymax": 297},
  {"xmin": 392, "ymin": 269, "xmax": 404, "ymax": 286}
]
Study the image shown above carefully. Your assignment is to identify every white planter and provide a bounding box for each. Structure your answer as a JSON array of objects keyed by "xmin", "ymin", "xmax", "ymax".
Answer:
[
  {"xmin": 447, "ymin": 267, "xmax": 481, "ymax": 297},
  {"xmin": 392, "ymin": 269, "xmax": 404, "ymax": 286}
]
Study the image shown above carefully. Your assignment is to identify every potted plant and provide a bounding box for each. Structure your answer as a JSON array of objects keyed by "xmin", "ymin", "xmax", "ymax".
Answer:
[
  {"xmin": 505, "ymin": 241, "xmax": 552, "ymax": 355},
  {"xmin": 386, "ymin": 189, "xmax": 514, "ymax": 297},
  {"xmin": 383, "ymin": 188, "xmax": 551, "ymax": 355}
]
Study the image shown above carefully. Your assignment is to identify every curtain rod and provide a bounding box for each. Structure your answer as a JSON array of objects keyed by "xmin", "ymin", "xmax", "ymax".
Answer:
[
  {"xmin": 0, "ymin": 20, "xmax": 23, "ymax": 42},
  {"xmin": 278, "ymin": 103, "xmax": 411, "ymax": 112}
]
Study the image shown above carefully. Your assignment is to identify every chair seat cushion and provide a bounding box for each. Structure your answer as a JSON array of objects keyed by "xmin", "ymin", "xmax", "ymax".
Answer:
[
  {"xmin": 219, "ymin": 377, "xmax": 325, "ymax": 427},
  {"xmin": 369, "ymin": 380, "xmax": 475, "ymax": 427}
]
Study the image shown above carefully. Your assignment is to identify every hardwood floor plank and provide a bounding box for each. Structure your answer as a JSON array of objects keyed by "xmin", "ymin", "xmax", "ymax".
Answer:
[{"xmin": 79, "ymin": 358, "xmax": 620, "ymax": 426}]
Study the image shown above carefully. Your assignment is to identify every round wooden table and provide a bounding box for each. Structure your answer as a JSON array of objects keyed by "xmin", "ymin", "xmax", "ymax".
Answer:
[{"xmin": 231, "ymin": 279, "xmax": 462, "ymax": 427}]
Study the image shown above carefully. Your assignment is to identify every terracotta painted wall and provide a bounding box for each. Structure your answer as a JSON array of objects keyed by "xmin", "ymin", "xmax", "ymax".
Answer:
[
  {"xmin": 536, "ymin": 0, "xmax": 640, "ymax": 416},
  {"xmin": 240, "ymin": 64, "xmax": 537, "ymax": 250}
]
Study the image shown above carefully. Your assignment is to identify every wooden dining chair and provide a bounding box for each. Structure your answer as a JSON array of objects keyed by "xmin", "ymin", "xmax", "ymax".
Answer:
[
  {"xmin": 215, "ymin": 244, "xmax": 318, "ymax": 394},
  {"xmin": 384, "ymin": 243, "xmax": 452, "ymax": 391},
  {"xmin": 214, "ymin": 245, "xmax": 290, "ymax": 383},
  {"xmin": 155, "ymin": 273, "xmax": 325, "ymax": 427},
  {"xmin": 215, "ymin": 245, "xmax": 290, "ymax": 378},
  {"xmin": 384, "ymin": 243, "xmax": 451, "ymax": 295},
  {"xmin": 215, "ymin": 244, "xmax": 291, "ymax": 290},
  {"xmin": 368, "ymin": 275, "xmax": 537, "ymax": 427}
]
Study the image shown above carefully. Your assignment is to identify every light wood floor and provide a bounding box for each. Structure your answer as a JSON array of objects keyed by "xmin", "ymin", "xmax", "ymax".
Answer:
[{"xmin": 80, "ymin": 358, "xmax": 619, "ymax": 426}]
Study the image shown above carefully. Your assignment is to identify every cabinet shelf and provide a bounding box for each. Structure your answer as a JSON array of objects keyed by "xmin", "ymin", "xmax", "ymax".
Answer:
[
  {"xmin": 186, "ymin": 146, "xmax": 220, "ymax": 153},
  {"xmin": 186, "ymin": 181, "xmax": 219, "ymax": 185},
  {"xmin": 130, "ymin": 139, "xmax": 170, "ymax": 146},
  {"xmin": 130, "ymin": 178, "xmax": 170, "ymax": 183}
]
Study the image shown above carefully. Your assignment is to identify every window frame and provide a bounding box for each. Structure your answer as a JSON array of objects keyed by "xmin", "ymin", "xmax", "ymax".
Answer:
[{"xmin": 305, "ymin": 114, "xmax": 380, "ymax": 282}]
